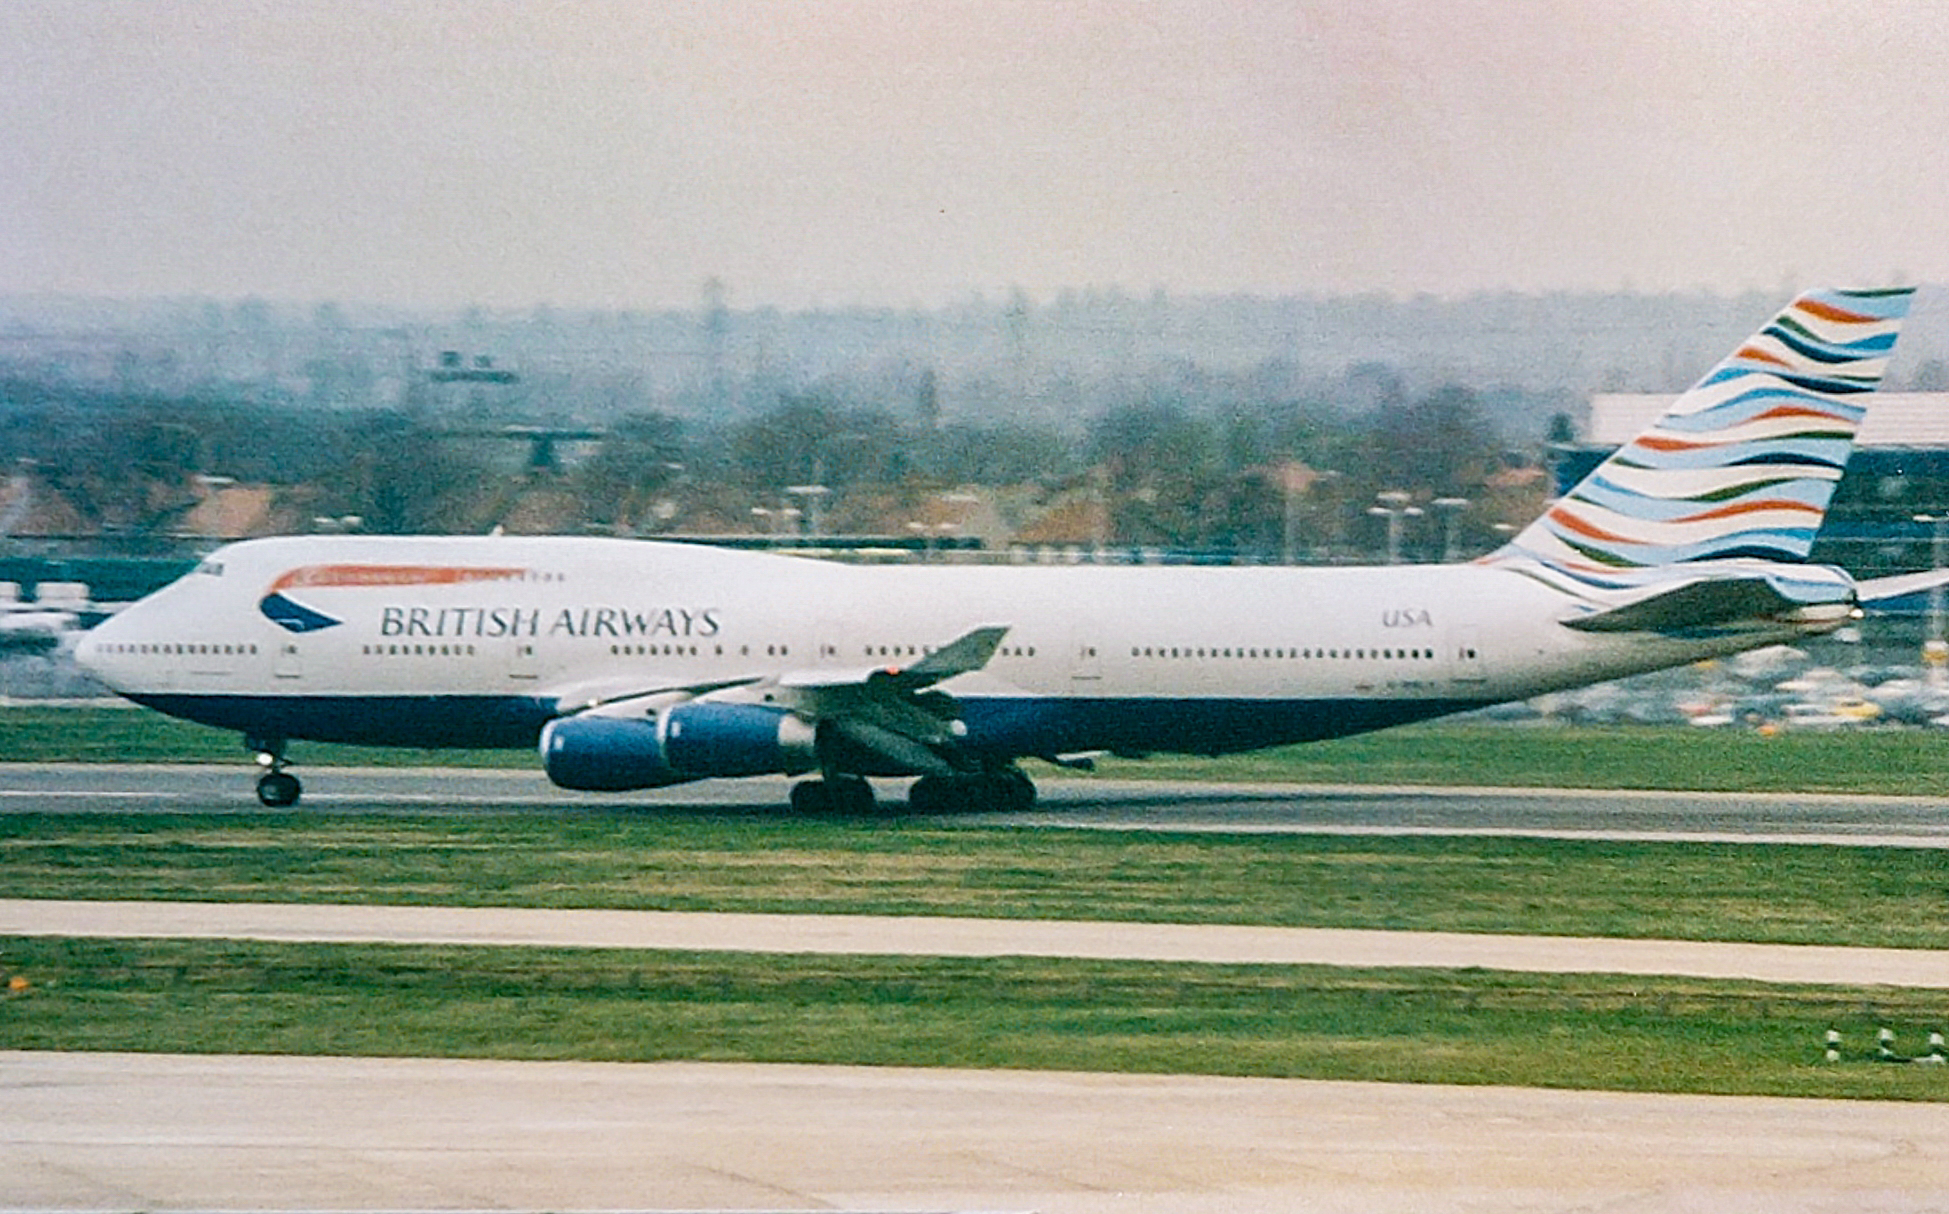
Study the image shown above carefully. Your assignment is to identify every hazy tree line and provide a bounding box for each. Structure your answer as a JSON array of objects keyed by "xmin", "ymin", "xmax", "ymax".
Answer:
[{"xmin": 0, "ymin": 372, "xmax": 1531, "ymax": 558}]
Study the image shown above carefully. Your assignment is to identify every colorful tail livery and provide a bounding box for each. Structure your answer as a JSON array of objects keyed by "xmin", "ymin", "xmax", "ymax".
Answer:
[{"xmin": 1496, "ymin": 287, "xmax": 1915, "ymax": 573}]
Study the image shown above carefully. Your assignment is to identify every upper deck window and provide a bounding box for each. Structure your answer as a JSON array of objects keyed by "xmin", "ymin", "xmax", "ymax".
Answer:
[{"xmin": 195, "ymin": 560, "xmax": 225, "ymax": 577}]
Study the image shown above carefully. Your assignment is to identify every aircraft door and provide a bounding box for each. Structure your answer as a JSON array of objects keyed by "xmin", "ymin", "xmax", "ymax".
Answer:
[
  {"xmin": 1449, "ymin": 627, "xmax": 1486, "ymax": 685},
  {"xmin": 815, "ymin": 619, "xmax": 844, "ymax": 665},
  {"xmin": 509, "ymin": 640, "xmax": 540, "ymax": 682},
  {"xmin": 273, "ymin": 640, "xmax": 303, "ymax": 680},
  {"xmin": 1069, "ymin": 630, "xmax": 1103, "ymax": 684}
]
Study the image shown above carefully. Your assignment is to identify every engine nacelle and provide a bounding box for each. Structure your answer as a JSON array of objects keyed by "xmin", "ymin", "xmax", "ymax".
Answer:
[{"xmin": 541, "ymin": 702, "xmax": 818, "ymax": 792}]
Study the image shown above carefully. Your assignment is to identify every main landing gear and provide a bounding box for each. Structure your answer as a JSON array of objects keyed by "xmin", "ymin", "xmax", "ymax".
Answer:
[
  {"xmin": 789, "ymin": 775, "xmax": 877, "ymax": 815},
  {"xmin": 247, "ymin": 735, "xmax": 301, "ymax": 807},
  {"xmin": 905, "ymin": 767, "xmax": 1036, "ymax": 814},
  {"xmin": 788, "ymin": 766, "xmax": 1039, "ymax": 815}
]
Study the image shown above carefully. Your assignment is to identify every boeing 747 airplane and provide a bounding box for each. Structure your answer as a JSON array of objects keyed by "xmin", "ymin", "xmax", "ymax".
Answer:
[{"xmin": 75, "ymin": 288, "xmax": 1929, "ymax": 809}]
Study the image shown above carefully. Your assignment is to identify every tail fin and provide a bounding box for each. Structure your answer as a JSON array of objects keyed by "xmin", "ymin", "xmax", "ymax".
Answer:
[{"xmin": 1495, "ymin": 287, "xmax": 1915, "ymax": 573}]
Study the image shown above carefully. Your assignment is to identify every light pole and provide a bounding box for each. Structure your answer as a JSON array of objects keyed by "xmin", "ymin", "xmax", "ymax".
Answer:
[
  {"xmin": 1278, "ymin": 463, "xmax": 1327, "ymax": 566},
  {"xmin": 784, "ymin": 484, "xmax": 830, "ymax": 538},
  {"xmin": 1368, "ymin": 491, "xmax": 1423, "ymax": 564},
  {"xmin": 1431, "ymin": 497, "xmax": 1470, "ymax": 563},
  {"xmin": 1916, "ymin": 513, "xmax": 1947, "ymax": 686},
  {"xmin": 751, "ymin": 505, "xmax": 800, "ymax": 537},
  {"xmin": 907, "ymin": 520, "xmax": 959, "ymax": 562}
]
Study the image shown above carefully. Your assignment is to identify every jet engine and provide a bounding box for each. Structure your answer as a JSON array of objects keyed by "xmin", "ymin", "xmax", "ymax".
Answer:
[{"xmin": 541, "ymin": 702, "xmax": 818, "ymax": 791}]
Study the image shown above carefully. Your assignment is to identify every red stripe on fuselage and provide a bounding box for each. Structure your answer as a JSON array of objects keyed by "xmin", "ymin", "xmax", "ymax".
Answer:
[{"xmin": 268, "ymin": 565, "xmax": 530, "ymax": 593}]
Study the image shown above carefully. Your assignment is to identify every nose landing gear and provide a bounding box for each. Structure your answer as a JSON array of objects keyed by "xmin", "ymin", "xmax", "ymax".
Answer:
[{"xmin": 246, "ymin": 735, "xmax": 301, "ymax": 807}]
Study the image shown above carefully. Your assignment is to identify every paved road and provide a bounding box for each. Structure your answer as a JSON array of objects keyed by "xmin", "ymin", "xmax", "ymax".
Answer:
[
  {"xmin": 9, "ymin": 1050, "xmax": 1949, "ymax": 1213},
  {"xmin": 5, "ymin": 762, "xmax": 1949, "ymax": 846}
]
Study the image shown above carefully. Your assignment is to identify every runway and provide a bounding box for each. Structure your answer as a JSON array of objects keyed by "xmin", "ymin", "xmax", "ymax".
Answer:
[
  {"xmin": 10, "ymin": 1050, "xmax": 1949, "ymax": 1213},
  {"xmin": 5, "ymin": 761, "xmax": 1949, "ymax": 846}
]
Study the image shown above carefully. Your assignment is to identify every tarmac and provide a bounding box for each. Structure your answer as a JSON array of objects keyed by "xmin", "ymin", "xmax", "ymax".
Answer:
[{"xmin": 10, "ymin": 1050, "xmax": 1949, "ymax": 1213}]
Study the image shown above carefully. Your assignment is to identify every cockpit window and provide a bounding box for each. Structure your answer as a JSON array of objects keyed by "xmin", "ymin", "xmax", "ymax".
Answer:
[{"xmin": 196, "ymin": 560, "xmax": 225, "ymax": 577}]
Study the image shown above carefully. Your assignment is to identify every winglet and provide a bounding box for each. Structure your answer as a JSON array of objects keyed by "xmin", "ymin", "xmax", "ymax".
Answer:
[
  {"xmin": 897, "ymin": 625, "xmax": 1010, "ymax": 683},
  {"xmin": 777, "ymin": 625, "xmax": 1011, "ymax": 692}
]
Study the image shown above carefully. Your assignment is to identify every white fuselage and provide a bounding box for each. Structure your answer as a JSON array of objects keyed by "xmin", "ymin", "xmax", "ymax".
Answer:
[{"xmin": 76, "ymin": 535, "xmax": 1817, "ymax": 759}]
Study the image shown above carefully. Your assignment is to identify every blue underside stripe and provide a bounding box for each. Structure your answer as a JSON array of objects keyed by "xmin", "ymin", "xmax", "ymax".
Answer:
[{"xmin": 124, "ymin": 692, "xmax": 1497, "ymax": 758}]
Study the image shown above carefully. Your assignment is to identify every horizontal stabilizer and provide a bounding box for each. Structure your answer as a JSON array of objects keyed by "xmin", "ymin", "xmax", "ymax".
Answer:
[
  {"xmin": 1561, "ymin": 576, "xmax": 1814, "ymax": 633},
  {"xmin": 1856, "ymin": 569, "xmax": 1949, "ymax": 612}
]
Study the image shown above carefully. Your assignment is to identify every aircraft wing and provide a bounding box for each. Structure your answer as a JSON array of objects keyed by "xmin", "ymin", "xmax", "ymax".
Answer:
[
  {"xmin": 548, "ymin": 673, "xmax": 762, "ymax": 717},
  {"xmin": 549, "ymin": 625, "xmax": 1010, "ymax": 779},
  {"xmin": 770, "ymin": 624, "xmax": 1011, "ymax": 777}
]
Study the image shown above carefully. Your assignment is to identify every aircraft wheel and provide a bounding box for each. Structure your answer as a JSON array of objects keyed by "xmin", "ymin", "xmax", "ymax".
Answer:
[
  {"xmin": 965, "ymin": 769, "xmax": 1035, "ymax": 813},
  {"xmin": 256, "ymin": 771, "xmax": 302, "ymax": 808},
  {"xmin": 791, "ymin": 777, "xmax": 876, "ymax": 814},
  {"xmin": 830, "ymin": 776, "xmax": 876, "ymax": 815},
  {"xmin": 789, "ymin": 779, "xmax": 830, "ymax": 814},
  {"xmin": 909, "ymin": 772, "xmax": 1034, "ymax": 813},
  {"xmin": 907, "ymin": 776, "xmax": 950, "ymax": 814}
]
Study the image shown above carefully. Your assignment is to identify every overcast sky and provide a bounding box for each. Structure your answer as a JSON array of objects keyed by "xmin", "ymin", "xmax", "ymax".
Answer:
[{"xmin": 6, "ymin": 0, "xmax": 1949, "ymax": 311}]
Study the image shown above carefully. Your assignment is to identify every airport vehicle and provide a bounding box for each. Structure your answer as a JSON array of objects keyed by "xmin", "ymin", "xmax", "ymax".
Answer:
[{"xmin": 75, "ymin": 288, "xmax": 1929, "ymax": 809}]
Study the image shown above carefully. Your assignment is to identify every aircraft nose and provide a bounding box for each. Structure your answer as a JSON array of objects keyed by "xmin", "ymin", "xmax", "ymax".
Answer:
[
  {"xmin": 71, "ymin": 614, "xmax": 127, "ymax": 689},
  {"xmin": 71, "ymin": 628, "xmax": 102, "ymax": 675}
]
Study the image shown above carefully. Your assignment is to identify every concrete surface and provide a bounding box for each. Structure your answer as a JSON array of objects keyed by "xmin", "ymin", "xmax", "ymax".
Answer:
[{"xmin": 7, "ymin": 1051, "xmax": 1949, "ymax": 1213}]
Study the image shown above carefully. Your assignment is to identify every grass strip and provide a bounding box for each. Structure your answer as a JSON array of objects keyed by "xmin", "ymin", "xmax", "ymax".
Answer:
[
  {"xmin": 6, "ymin": 813, "xmax": 1949, "ymax": 950},
  {"xmin": 5, "ymin": 935, "xmax": 1949, "ymax": 1101},
  {"xmin": 8, "ymin": 706, "xmax": 1949, "ymax": 794},
  {"xmin": 1080, "ymin": 723, "xmax": 1949, "ymax": 795},
  {"xmin": 0, "ymin": 705, "xmax": 526, "ymax": 767}
]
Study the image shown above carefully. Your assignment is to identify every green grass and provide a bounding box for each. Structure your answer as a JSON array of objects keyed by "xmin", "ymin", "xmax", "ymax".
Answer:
[
  {"xmin": 6, "ymin": 813, "xmax": 1949, "ymax": 949},
  {"xmin": 6, "ymin": 936, "xmax": 1949, "ymax": 1100},
  {"xmin": 0, "ymin": 704, "xmax": 528, "ymax": 767},
  {"xmin": 1081, "ymin": 723, "xmax": 1949, "ymax": 794},
  {"xmin": 8, "ymin": 705, "xmax": 1949, "ymax": 793}
]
